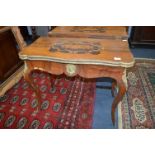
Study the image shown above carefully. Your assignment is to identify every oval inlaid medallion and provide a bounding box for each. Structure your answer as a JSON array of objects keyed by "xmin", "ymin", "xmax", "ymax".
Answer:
[
  {"xmin": 49, "ymin": 40, "xmax": 101, "ymax": 54},
  {"xmin": 29, "ymin": 120, "xmax": 40, "ymax": 129},
  {"xmin": 52, "ymin": 102, "xmax": 61, "ymax": 112},
  {"xmin": 4, "ymin": 115, "xmax": 16, "ymax": 128},
  {"xmin": 17, "ymin": 117, "xmax": 28, "ymax": 128},
  {"xmin": 43, "ymin": 122, "xmax": 53, "ymax": 129},
  {"xmin": 66, "ymin": 64, "xmax": 77, "ymax": 76}
]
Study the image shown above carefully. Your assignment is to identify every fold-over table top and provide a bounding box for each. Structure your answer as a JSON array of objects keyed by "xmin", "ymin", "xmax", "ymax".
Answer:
[
  {"xmin": 48, "ymin": 26, "xmax": 128, "ymax": 40},
  {"xmin": 19, "ymin": 37, "xmax": 134, "ymax": 68}
]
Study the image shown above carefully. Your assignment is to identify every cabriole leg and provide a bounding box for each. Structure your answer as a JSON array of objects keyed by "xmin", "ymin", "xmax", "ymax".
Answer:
[
  {"xmin": 24, "ymin": 67, "xmax": 41, "ymax": 111},
  {"xmin": 111, "ymin": 78, "xmax": 126, "ymax": 125}
]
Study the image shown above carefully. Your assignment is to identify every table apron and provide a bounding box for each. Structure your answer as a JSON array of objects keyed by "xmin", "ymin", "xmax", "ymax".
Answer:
[
  {"xmin": 23, "ymin": 60, "xmax": 127, "ymax": 125},
  {"xmin": 24, "ymin": 60, "xmax": 126, "ymax": 80}
]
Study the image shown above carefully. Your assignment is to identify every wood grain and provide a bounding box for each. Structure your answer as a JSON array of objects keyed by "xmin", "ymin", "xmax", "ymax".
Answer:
[
  {"xmin": 0, "ymin": 29, "xmax": 23, "ymax": 82},
  {"xmin": 48, "ymin": 26, "xmax": 128, "ymax": 40},
  {"xmin": 19, "ymin": 28, "xmax": 134, "ymax": 125},
  {"xmin": 0, "ymin": 26, "xmax": 25, "ymax": 94},
  {"xmin": 19, "ymin": 37, "xmax": 134, "ymax": 67},
  {"xmin": 23, "ymin": 60, "xmax": 127, "ymax": 125}
]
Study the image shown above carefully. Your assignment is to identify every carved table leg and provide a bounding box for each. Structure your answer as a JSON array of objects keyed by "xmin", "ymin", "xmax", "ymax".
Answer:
[
  {"xmin": 111, "ymin": 78, "xmax": 126, "ymax": 125},
  {"xmin": 111, "ymin": 80, "xmax": 117, "ymax": 97},
  {"xmin": 24, "ymin": 68, "xmax": 41, "ymax": 111}
]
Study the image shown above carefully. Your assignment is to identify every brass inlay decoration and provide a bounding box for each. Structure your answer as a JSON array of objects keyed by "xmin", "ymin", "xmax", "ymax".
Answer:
[
  {"xmin": 19, "ymin": 54, "xmax": 135, "ymax": 68},
  {"xmin": 66, "ymin": 64, "xmax": 77, "ymax": 76},
  {"xmin": 49, "ymin": 41, "xmax": 101, "ymax": 54}
]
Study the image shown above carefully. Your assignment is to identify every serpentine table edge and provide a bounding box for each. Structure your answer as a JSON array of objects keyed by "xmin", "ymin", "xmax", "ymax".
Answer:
[{"xmin": 19, "ymin": 55, "xmax": 134, "ymax": 125}]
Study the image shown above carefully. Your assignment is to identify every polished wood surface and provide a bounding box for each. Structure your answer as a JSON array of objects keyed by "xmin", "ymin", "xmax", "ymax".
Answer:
[
  {"xmin": 0, "ymin": 27, "xmax": 24, "ymax": 82},
  {"xmin": 20, "ymin": 26, "xmax": 134, "ymax": 125},
  {"xmin": 0, "ymin": 27, "xmax": 26, "ymax": 50},
  {"xmin": 48, "ymin": 26, "xmax": 128, "ymax": 40},
  {"xmin": 23, "ymin": 60, "xmax": 127, "ymax": 124},
  {"xmin": 19, "ymin": 35, "xmax": 134, "ymax": 125},
  {"xmin": 19, "ymin": 37, "xmax": 134, "ymax": 67}
]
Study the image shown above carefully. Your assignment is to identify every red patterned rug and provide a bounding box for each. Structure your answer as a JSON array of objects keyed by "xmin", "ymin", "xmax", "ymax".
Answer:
[
  {"xmin": 118, "ymin": 60, "xmax": 155, "ymax": 129},
  {"xmin": 0, "ymin": 71, "xmax": 96, "ymax": 129}
]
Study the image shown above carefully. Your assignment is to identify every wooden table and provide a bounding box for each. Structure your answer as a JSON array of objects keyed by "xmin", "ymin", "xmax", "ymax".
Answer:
[
  {"xmin": 48, "ymin": 26, "xmax": 128, "ymax": 40},
  {"xmin": 19, "ymin": 37, "xmax": 134, "ymax": 125}
]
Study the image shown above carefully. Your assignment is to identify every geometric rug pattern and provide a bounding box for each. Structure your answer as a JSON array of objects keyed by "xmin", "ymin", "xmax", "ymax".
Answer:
[
  {"xmin": 0, "ymin": 71, "xmax": 96, "ymax": 129},
  {"xmin": 119, "ymin": 61, "xmax": 155, "ymax": 128}
]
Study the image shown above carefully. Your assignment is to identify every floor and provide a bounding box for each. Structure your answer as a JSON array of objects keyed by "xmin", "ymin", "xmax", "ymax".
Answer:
[
  {"xmin": 25, "ymin": 35, "xmax": 155, "ymax": 128},
  {"xmin": 92, "ymin": 47, "xmax": 155, "ymax": 129},
  {"xmin": 93, "ymin": 80, "xmax": 117, "ymax": 129},
  {"xmin": 2, "ymin": 40, "xmax": 155, "ymax": 129}
]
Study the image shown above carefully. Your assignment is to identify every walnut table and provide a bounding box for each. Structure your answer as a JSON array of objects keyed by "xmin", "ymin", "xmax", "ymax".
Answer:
[
  {"xmin": 48, "ymin": 26, "xmax": 128, "ymax": 40},
  {"xmin": 19, "ymin": 37, "xmax": 135, "ymax": 125}
]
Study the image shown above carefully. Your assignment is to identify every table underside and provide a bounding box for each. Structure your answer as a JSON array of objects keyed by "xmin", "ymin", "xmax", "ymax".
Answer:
[{"xmin": 23, "ymin": 60, "xmax": 127, "ymax": 125}]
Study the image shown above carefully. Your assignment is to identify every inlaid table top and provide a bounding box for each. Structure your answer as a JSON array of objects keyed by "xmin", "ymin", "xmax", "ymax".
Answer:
[
  {"xmin": 48, "ymin": 26, "xmax": 128, "ymax": 40},
  {"xmin": 19, "ymin": 36, "xmax": 135, "ymax": 126},
  {"xmin": 19, "ymin": 37, "xmax": 134, "ymax": 68}
]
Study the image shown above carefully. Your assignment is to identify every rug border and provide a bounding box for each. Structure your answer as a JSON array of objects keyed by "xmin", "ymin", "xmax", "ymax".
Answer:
[
  {"xmin": 118, "ymin": 102, "xmax": 123, "ymax": 129},
  {"xmin": 117, "ymin": 58, "xmax": 155, "ymax": 129}
]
